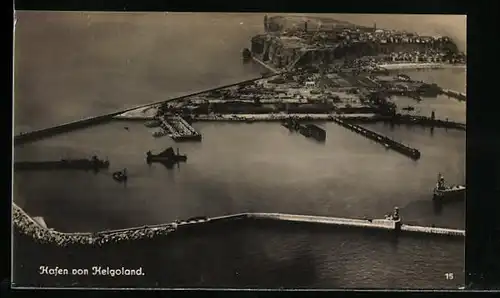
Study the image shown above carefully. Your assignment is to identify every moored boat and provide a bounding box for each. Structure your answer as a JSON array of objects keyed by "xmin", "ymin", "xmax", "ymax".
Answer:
[
  {"xmin": 146, "ymin": 147, "xmax": 187, "ymax": 166},
  {"xmin": 14, "ymin": 156, "xmax": 109, "ymax": 171}
]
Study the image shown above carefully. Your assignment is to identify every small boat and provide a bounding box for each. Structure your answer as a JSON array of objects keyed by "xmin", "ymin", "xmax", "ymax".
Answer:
[{"xmin": 112, "ymin": 168, "xmax": 128, "ymax": 183}]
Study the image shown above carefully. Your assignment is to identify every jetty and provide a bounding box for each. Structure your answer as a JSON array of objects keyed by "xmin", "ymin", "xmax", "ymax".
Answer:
[
  {"xmin": 332, "ymin": 117, "xmax": 421, "ymax": 160},
  {"xmin": 159, "ymin": 116, "xmax": 202, "ymax": 142},
  {"xmin": 14, "ymin": 156, "xmax": 109, "ymax": 172}
]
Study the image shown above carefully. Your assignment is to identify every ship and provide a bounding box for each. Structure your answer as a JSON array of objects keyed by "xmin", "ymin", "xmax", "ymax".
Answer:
[
  {"xmin": 433, "ymin": 173, "xmax": 465, "ymax": 202},
  {"xmin": 14, "ymin": 156, "xmax": 109, "ymax": 171},
  {"xmin": 146, "ymin": 147, "xmax": 187, "ymax": 167}
]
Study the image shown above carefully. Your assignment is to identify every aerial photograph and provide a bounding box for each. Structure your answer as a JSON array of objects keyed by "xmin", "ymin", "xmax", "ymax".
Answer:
[{"xmin": 12, "ymin": 12, "xmax": 466, "ymax": 289}]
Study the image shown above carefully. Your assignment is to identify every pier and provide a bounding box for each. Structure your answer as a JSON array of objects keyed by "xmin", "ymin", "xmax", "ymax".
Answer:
[
  {"xmin": 331, "ymin": 117, "xmax": 421, "ymax": 160},
  {"xmin": 160, "ymin": 116, "xmax": 202, "ymax": 142},
  {"xmin": 440, "ymin": 89, "xmax": 466, "ymax": 101}
]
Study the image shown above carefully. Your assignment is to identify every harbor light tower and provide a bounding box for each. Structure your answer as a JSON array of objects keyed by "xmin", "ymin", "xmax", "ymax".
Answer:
[{"xmin": 393, "ymin": 206, "xmax": 402, "ymax": 231}]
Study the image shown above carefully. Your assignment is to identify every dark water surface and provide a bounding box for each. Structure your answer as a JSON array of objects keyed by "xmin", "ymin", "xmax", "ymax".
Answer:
[{"xmin": 13, "ymin": 12, "xmax": 466, "ymax": 289}]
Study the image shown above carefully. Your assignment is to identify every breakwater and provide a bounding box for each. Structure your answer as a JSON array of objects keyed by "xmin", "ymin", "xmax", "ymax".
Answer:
[
  {"xmin": 13, "ymin": 204, "xmax": 178, "ymax": 247},
  {"xmin": 14, "ymin": 114, "xmax": 119, "ymax": 146},
  {"xmin": 13, "ymin": 203, "xmax": 464, "ymax": 250},
  {"xmin": 14, "ymin": 73, "xmax": 283, "ymax": 146},
  {"xmin": 332, "ymin": 117, "xmax": 421, "ymax": 160},
  {"xmin": 247, "ymin": 213, "xmax": 464, "ymax": 237}
]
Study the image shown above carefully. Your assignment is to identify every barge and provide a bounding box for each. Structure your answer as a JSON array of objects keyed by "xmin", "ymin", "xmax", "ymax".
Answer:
[
  {"xmin": 282, "ymin": 119, "xmax": 326, "ymax": 142},
  {"xmin": 14, "ymin": 156, "xmax": 109, "ymax": 172},
  {"xmin": 146, "ymin": 147, "xmax": 187, "ymax": 167},
  {"xmin": 299, "ymin": 124, "xmax": 327, "ymax": 142}
]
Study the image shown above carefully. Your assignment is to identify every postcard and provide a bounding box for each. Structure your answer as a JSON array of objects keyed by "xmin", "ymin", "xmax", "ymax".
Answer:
[{"xmin": 12, "ymin": 12, "xmax": 466, "ymax": 290}]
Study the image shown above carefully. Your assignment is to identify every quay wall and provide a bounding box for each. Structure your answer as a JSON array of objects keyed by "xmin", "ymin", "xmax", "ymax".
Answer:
[
  {"xmin": 114, "ymin": 111, "xmax": 465, "ymax": 132},
  {"xmin": 192, "ymin": 113, "xmax": 335, "ymax": 122},
  {"xmin": 13, "ymin": 73, "xmax": 282, "ymax": 146}
]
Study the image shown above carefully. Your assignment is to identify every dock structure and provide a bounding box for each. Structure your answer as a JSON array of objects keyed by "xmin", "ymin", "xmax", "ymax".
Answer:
[
  {"xmin": 282, "ymin": 118, "xmax": 326, "ymax": 142},
  {"xmin": 160, "ymin": 116, "xmax": 202, "ymax": 142},
  {"xmin": 332, "ymin": 117, "xmax": 421, "ymax": 160},
  {"xmin": 440, "ymin": 89, "xmax": 466, "ymax": 101}
]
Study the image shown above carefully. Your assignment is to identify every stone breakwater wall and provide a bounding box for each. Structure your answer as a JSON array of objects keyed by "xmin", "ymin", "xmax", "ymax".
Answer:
[{"xmin": 12, "ymin": 205, "xmax": 177, "ymax": 247}]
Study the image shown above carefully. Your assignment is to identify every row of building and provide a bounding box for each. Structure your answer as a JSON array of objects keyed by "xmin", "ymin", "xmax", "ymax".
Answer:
[{"xmin": 251, "ymin": 16, "xmax": 464, "ymax": 70}]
